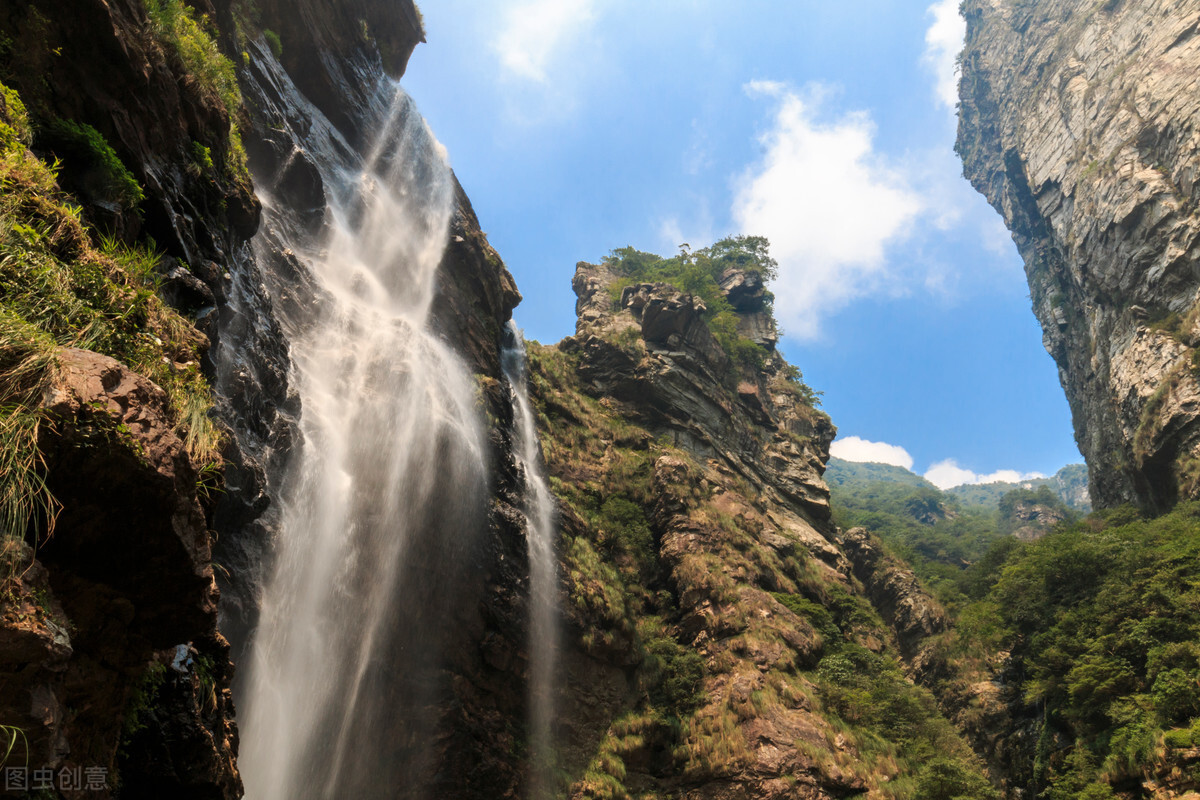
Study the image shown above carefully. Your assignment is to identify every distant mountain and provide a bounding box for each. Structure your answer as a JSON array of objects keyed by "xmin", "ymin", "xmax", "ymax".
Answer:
[
  {"xmin": 824, "ymin": 458, "xmax": 937, "ymax": 490},
  {"xmin": 946, "ymin": 464, "xmax": 1091, "ymax": 512}
]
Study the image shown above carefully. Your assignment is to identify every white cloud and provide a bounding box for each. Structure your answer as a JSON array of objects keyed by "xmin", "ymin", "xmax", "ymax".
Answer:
[
  {"xmin": 830, "ymin": 436, "xmax": 914, "ymax": 470},
  {"xmin": 733, "ymin": 82, "xmax": 923, "ymax": 339},
  {"xmin": 492, "ymin": 0, "xmax": 596, "ymax": 83},
  {"xmin": 923, "ymin": 0, "xmax": 967, "ymax": 111},
  {"xmin": 924, "ymin": 459, "xmax": 1047, "ymax": 490}
]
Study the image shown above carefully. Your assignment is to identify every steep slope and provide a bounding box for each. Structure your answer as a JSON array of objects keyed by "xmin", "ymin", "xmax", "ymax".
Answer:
[
  {"xmin": 0, "ymin": 1, "xmax": 532, "ymax": 797},
  {"xmin": 529, "ymin": 245, "xmax": 992, "ymax": 799},
  {"xmin": 0, "ymin": 0, "xmax": 257, "ymax": 793},
  {"xmin": 958, "ymin": 0, "xmax": 1200, "ymax": 512}
]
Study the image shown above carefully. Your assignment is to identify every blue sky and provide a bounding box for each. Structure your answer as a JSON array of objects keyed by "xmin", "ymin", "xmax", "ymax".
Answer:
[{"xmin": 402, "ymin": 0, "xmax": 1083, "ymax": 488}]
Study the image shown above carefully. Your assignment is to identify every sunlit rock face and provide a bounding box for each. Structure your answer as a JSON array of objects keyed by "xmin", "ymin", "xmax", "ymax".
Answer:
[{"xmin": 958, "ymin": 0, "xmax": 1200, "ymax": 512}]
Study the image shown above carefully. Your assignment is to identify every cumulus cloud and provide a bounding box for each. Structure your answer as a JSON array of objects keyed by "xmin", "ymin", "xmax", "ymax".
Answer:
[
  {"xmin": 923, "ymin": 0, "xmax": 967, "ymax": 111},
  {"xmin": 830, "ymin": 436, "xmax": 915, "ymax": 470},
  {"xmin": 924, "ymin": 459, "xmax": 1046, "ymax": 490},
  {"xmin": 733, "ymin": 82, "xmax": 923, "ymax": 339},
  {"xmin": 492, "ymin": 0, "xmax": 596, "ymax": 83}
]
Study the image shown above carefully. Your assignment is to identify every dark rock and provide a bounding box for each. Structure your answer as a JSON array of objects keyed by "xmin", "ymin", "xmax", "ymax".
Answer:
[
  {"xmin": 838, "ymin": 527, "xmax": 948, "ymax": 659},
  {"xmin": 159, "ymin": 257, "xmax": 217, "ymax": 313},
  {"xmin": 0, "ymin": 349, "xmax": 241, "ymax": 797}
]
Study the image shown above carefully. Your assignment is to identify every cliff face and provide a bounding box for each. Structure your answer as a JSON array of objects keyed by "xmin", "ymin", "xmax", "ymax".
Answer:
[
  {"xmin": 0, "ymin": 0, "xmax": 260, "ymax": 794},
  {"xmin": 530, "ymin": 258, "xmax": 987, "ymax": 799},
  {"xmin": 215, "ymin": 5, "xmax": 532, "ymax": 797},
  {"xmin": 0, "ymin": 0, "xmax": 527, "ymax": 795},
  {"xmin": 958, "ymin": 0, "xmax": 1200, "ymax": 512}
]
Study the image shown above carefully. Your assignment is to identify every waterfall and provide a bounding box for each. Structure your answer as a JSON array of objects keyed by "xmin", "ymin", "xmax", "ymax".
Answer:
[
  {"xmin": 238, "ymin": 84, "xmax": 489, "ymax": 800},
  {"xmin": 501, "ymin": 323, "xmax": 560, "ymax": 799}
]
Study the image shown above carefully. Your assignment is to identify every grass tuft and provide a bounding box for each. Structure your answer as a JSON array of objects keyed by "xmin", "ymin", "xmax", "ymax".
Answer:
[{"xmin": 0, "ymin": 82, "xmax": 223, "ymax": 561}]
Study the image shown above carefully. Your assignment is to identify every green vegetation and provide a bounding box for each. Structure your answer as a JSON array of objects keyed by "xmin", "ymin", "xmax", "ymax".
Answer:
[
  {"xmin": 0, "ymin": 724, "xmax": 27, "ymax": 769},
  {"xmin": 825, "ymin": 457, "xmax": 937, "ymax": 491},
  {"xmin": 920, "ymin": 502, "xmax": 1200, "ymax": 794},
  {"xmin": 121, "ymin": 660, "xmax": 168, "ymax": 745},
  {"xmin": 0, "ymin": 81, "xmax": 222, "ymax": 550},
  {"xmin": 830, "ymin": 462, "xmax": 1083, "ymax": 614},
  {"xmin": 603, "ymin": 236, "xmax": 775, "ymax": 368},
  {"xmin": 0, "ymin": 84, "xmax": 30, "ymax": 151},
  {"xmin": 832, "ymin": 476, "xmax": 1008, "ymax": 606},
  {"xmin": 142, "ymin": 0, "xmax": 249, "ymax": 183},
  {"xmin": 770, "ymin": 579, "xmax": 995, "ymax": 797},
  {"xmin": 529, "ymin": 342, "xmax": 989, "ymax": 798},
  {"xmin": 41, "ymin": 118, "xmax": 144, "ymax": 208},
  {"xmin": 263, "ymin": 29, "xmax": 283, "ymax": 58}
]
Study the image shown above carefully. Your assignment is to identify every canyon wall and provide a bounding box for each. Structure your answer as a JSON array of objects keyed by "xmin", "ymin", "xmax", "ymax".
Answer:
[{"xmin": 959, "ymin": 0, "xmax": 1200, "ymax": 512}]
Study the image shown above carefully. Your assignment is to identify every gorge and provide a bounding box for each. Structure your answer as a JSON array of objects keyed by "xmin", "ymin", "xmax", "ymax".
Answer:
[{"xmin": 0, "ymin": 1, "xmax": 1199, "ymax": 799}]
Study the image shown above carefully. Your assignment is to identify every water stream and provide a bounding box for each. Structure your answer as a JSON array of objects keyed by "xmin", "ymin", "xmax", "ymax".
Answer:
[
  {"xmin": 238, "ymin": 85, "xmax": 489, "ymax": 800},
  {"xmin": 501, "ymin": 323, "xmax": 560, "ymax": 799}
]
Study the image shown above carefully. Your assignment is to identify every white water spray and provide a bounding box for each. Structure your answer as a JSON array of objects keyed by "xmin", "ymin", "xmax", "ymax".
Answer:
[
  {"xmin": 239, "ymin": 87, "xmax": 488, "ymax": 800},
  {"xmin": 501, "ymin": 323, "xmax": 560, "ymax": 799}
]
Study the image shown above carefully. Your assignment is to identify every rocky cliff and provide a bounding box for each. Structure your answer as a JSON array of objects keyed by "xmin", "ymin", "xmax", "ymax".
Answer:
[
  {"xmin": 958, "ymin": 0, "xmax": 1200, "ymax": 512},
  {"xmin": 528, "ymin": 251, "xmax": 990, "ymax": 798},
  {"xmin": 0, "ymin": 0, "xmax": 262, "ymax": 794},
  {"xmin": 0, "ymin": 0, "xmax": 527, "ymax": 796}
]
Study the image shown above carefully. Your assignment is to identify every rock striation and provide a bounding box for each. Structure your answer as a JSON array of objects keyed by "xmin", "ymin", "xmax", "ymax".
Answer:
[{"xmin": 959, "ymin": 0, "xmax": 1200, "ymax": 512}]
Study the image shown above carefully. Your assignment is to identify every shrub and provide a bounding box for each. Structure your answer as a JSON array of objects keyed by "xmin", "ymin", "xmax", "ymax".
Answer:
[
  {"xmin": 41, "ymin": 118, "xmax": 144, "ymax": 207},
  {"xmin": 142, "ymin": 0, "xmax": 249, "ymax": 182},
  {"xmin": 0, "ymin": 82, "xmax": 31, "ymax": 152},
  {"xmin": 603, "ymin": 237, "xmax": 777, "ymax": 373},
  {"xmin": 0, "ymin": 118, "xmax": 222, "ymax": 552},
  {"xmin": 263, "ymin": 28, "xmax": 283, "ymax": 58}
]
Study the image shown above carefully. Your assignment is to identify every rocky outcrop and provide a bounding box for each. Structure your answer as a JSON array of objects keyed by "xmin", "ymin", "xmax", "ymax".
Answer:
[
  {"xmin": 0, "ymin": 0, "xmax": 258, "ymax": 259},
  {"xmin": 1004, "ymin": 498, "xmax": 1068, "ymax": 541},
  {"xmin": 0, "ymin": 349, "xmax": 237, "ymax": 798},
  {"xmin": 570, "ymin": 260, "xmax": 835, "ymax": 523},
  {"xmin": 838, "ymin": 528, "xmax": 947, "ymax": 660},
  {"xmin": 237, "ymin": 0, "xmax": 425, "ymax": 147},
  {"xmin": 531, "ymin": 262, "xmax": 988, "ymax": 798},
  {"xmin": 958, "ymin": 0, "xmax": 1200, "ymax": 512}
]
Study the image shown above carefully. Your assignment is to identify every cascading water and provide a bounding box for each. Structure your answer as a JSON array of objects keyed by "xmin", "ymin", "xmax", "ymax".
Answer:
[
  {"xmin": 501, "ymin": 323, "xmax": 560, "ymax": 799},
  {"xmin": 238, "ymin": 84, "xmax": 489, "ymax": 800}
]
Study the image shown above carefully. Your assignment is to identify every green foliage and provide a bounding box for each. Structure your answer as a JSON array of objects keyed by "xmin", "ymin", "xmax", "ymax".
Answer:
[
  {"xmin": 946, "ymin": 463, "xmax": 1091, "ymax": 512},
  {"xmin": 603, "ymin": 236, "xmax": 777, "ymax": 370},
  {"xmin": 142, "ymin": 0, "xmax": 249, "ymax": 183},
  {"xmin": 772, "ymin": 592, "xmax": 838, "ymax": 641},
  {"xmin": 809, "ymin": 634, "xmax": 990, "ymax": 788},
  {"xmin": 41, "ymin": 118, "xmax": 144, "ymax": 207},
  {"xmin": 0, "ymin": 113, "xmax": 223, "ymax": 551},
  {"xmin": 915, "ymin": 757, "xmax": 1000, "ymax": 800},
  {"xmin": 830, "ymin": 476, "xmax": 1006, "ymax": 607},
  {"xmin": 189, "ymin": 140, "xmax": 214, "ymax": 176},
  {"xmin": 0, "ymin": 81, "xmax": 31, "ymax": 152},
  {"xmin": 949, "ymin": 502, "xmax": 1200, "ymax": 792},
  {"xmin": 641, "ymin": 632, "xmax": 706, "ymax": 717},
  {"xmin": 598, "ymin": 496, "xmax": 654, "ymax": 568},
  {"xmin": 779, "ymin": 362, "xmax": 821, "ymax": 406},
  {"xmin": 996, "ymin": 484, "xmax": 1074, "ymax": 536},
  {"xmin": 0, "ymin": 724, "xmax": 28, "ymax": 769},
  {"xmin": 121, "ymin": 661, "xmax": 168, "ymax": 743},
  {"xmin": 824, "ymin": 457, "xmax": 936, "ymax": 490},
  {"xmin": 263, "ymin": 29, "xmax": 283, "ymax": 58}
]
